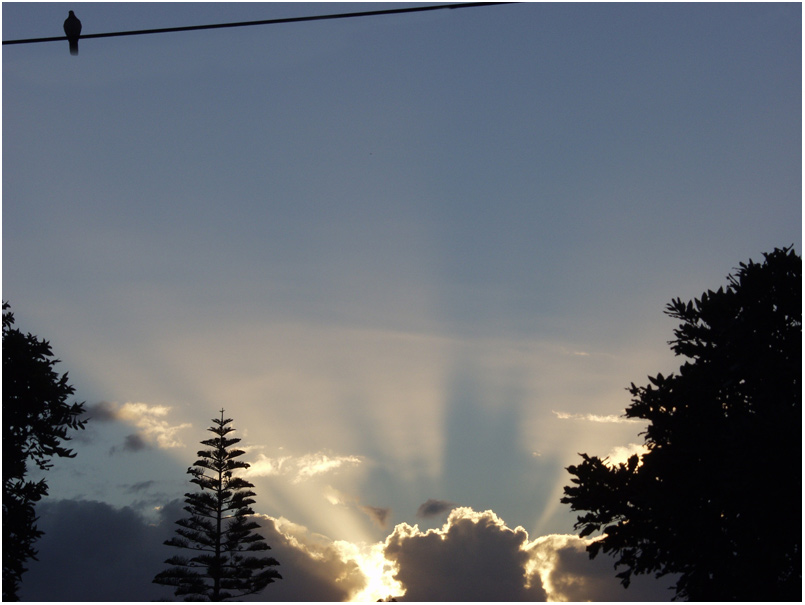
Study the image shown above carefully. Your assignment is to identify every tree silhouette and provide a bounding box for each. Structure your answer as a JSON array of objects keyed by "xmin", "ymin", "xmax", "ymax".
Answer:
[
  {"xmin": 154, "ymin": 410, "xmax": 281, "ymax": 601},
  {"xmin": 2, "ymin": 302, "xmax": 87, "ymax": 601},
  {"xmin": 561, "ymin": 247, "xmax": 801, "ymax": 601}
]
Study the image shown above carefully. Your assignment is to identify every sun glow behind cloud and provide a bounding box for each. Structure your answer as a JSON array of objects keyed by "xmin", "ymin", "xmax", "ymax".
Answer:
[
  {"xmin": 4, "ymin": 1, "xmax": 799, "ymax": 601},
  {"xmin": 259, "ymin": 507, "xmax": 613, "ymax": 601},
  {"xmin": 21, "ymin": 497, "xmax": 676, "ymax": 602},
  {"xmin": 80, "ymin": 314, "xmax": 671, "ymax": 543},
  {"xmin": 334, "ymin": 540, "xmax": 403, "ymax": 602},
  {"xmin": 157, "ymin": 321, "xmax": 452, "ymax": 481},
  {"xmin": 75, "ymin": 317, "xmax": 670, "ymax": 546}
]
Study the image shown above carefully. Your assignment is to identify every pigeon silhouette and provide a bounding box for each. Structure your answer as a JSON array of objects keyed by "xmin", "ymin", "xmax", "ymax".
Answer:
[{"xmin": 63, "ymin": 10, "xmax": 81, "ymax": 56}]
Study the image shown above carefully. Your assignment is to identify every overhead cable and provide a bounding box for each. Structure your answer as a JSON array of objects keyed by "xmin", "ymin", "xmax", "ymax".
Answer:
[{"xmin": 3, "ymin": 2, "xmax": 516, "ymax": 46}]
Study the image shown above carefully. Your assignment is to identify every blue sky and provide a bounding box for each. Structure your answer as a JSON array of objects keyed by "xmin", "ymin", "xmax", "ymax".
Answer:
[{"xmin": 3, "ymin": 2, "xmax": 801, "ymax": 601}]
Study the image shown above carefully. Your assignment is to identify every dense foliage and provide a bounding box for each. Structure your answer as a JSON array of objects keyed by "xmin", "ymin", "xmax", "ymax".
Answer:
[
  {"xmin": 562, "ymin": 247, "xmax": 801, "ymax": 601},
  {"xmin": 2, "ymin": 302, "xmax": 87, "ymax": 601},
  {"xmin": 154, "ymin": 410, "xmax": 281, "ymax": 601}
]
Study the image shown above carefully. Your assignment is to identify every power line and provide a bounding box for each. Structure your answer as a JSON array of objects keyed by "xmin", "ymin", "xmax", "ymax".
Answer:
[{"xmin": 2, "ymin": 2, "xmax": 516, "ymax": 47}]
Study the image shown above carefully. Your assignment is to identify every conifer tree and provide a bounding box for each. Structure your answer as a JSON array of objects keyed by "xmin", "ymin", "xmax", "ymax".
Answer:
[{"xmin": 154, "ymin": 410, "xmax": 281, "ymax": 601}]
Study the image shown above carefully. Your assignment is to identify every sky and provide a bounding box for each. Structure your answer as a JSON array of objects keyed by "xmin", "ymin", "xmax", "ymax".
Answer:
[{"xmin": 2, "ymin": 1, "xmax": 801, "ymax": 601}]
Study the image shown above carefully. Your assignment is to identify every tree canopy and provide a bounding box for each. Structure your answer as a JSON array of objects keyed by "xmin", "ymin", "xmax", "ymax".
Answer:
[
  {"xmin": 154, "ymin": 409, "xmax": 281, "ymax": 601},
  {"xmin": 561, "ymin": 247, "xmax": 801, "ymax": 601},
  {"xmin": 2, "ymin": 302, "xmax": 87, "ymax": 601}
]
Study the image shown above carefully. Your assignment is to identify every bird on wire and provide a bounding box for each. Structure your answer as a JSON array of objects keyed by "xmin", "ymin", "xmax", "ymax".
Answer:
[{"xmin": 63, "ymin": 10, "xmax": 81, "ymax": 56}]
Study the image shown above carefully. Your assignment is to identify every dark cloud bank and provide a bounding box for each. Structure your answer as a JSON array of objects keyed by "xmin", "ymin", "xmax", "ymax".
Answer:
[
  {"xmin": 20, "ymin": 499, "xmax": 674, "ymax": 601},
  {"xmin": 20, "ymin": 499, "xmax": 362, "ymax": 602}
]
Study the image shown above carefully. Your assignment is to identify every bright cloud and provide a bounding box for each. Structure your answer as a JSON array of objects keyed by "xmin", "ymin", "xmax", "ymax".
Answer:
[
  {"xmin": 243, "ymin": 451, "xmax": 362, "ymax": 483},
  {"xmin": 252, "ymin": 514, "xmax": 402, "ymax": 601},
  {"xmin": 561, "ymin": 348, "xmax": 591, "ymax": 356},
  {"xmin": 258, "ymin": 515, "xmax": 403, "ymax": 602},
  {"xmin": 553, "ymin": 410, "xmax": 642, "ymax": 423},
  {"xmin": 296, "ymin": 452, "xmax": 362, "ymax": 482},
  {"xmin": 527, "ymin": 533, "xmax": 678, "ymax": 601},
  {"xmin": 331, "ymin": 539, "xmax": 403, "ymax": 602},
  {"xmin": 86, "ymin": 401, "xmax": 191, "ymax": 449},
  {"xmin": 255, "ymin": 515, "xmax": 370, "ymax": 601},
  {"xmin": 244, "ymin": 453, "xmax": 292, "ymax": 477},
  {"xmin": 604, "ymin": 442, "xmax": 649, "ymax": 467}
]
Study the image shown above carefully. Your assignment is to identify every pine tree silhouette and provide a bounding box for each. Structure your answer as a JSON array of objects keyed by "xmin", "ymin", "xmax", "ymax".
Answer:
[{"xmin": 153, "ymin": 410, "xmax": 281, "ymax": 601}]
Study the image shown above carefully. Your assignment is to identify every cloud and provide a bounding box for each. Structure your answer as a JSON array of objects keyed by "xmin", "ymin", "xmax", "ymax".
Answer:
[
  {"xmin": 243, "ymin": 451, "xmax": 362, "ymax": 483},
  {"xmin": 384, "ymin": 508, "xmax": 675, "ymax": 602},
  {"xmin": 416, "ymin": 498, "xmax": 457, "ymax": 518},
  {"xmin": 125, "ymin": 480, "xmax": 156, "ymax": 493},
  {"xmin": 561, "ymin": 348, "xmax": 591, "ymax": 356},
  {"xmin": 604, "ymin": 442, "xmax": 648, "ymax": 468},
  {"xmin": 553, "ymin": 410, "xmax": 642, "ymax": 423},
  {"xmin": 21, "ymin": 499, "xmax": 371, "ymax": 602},
  {"xmin": 19, "ymin": 499, "xmax": 176, "ymax": 602},
  {"xmin": 528, "ymin": 534, "xmax": 676, "ymax": 601},
  {"xmin": 244, "ymin": 453, "xmax": 292, "ymax": 477},
  {"xmin": 115, "ymin": 402, "xmax": 191, "ymax": 448},
  {"xmin": 109, "ymin": 433, "xmax": 149, "ymax": 454},
  {"xmin": 252, "ymin": 515, "xmax": 369, "ymax": 601},
  {"xmin": 359, "ymin": 505, "xmax": 391, "ymax": 528},
  {"xmin": 324, "ymin": 486, "xmax": 391, "ymax": 529},
  {"xmin": 84, "ymin": 400, "xmax": 120, "ymax": 421},
  {"xmin": 296, "ymin": 452, "xmax": 362, "ymax": 482},
  {"xmin": 384, "ymin": 507, "xmax": 548, "ymax": 601},
  {"xmin": 85, "ymin": 400, "xmax": 191, "ymax": 449},
  {"xmin": 21, "ymin": 500, "xmax": 676, "ymax": 602}
]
